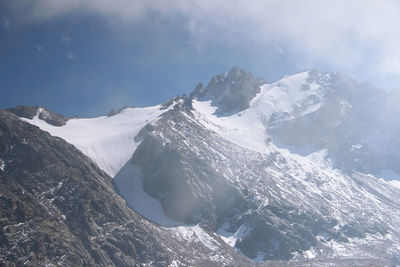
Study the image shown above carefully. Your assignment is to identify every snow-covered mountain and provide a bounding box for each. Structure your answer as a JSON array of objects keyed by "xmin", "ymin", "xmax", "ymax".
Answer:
[{"xmin": 10, "ymin": 67, "xmax": 400, "ymax": 265}]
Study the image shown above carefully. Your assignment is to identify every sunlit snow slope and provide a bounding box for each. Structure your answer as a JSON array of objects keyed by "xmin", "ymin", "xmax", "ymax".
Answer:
[
  {"xmin": 23, "ymin": 106, "xmax": 167, "ymax": 177},
  {"xmin": 193, "ymin": 70, "xmax": 327, "ymax": 153}
]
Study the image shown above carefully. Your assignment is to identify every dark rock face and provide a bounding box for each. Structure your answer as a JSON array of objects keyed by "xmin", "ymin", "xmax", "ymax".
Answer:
[
  {"xmin": 191, "ymin": 66, "xmax": 263, "ymax": 114},
  {"xmin": 7, "ymin": 105, "xmax": 68, "ymax": 126},
  {"xmin": 107, "ymin": 107, "xmax": 126, "ymax": 117},
  {"xmin": 132, "ymin": 109, "xmax": 249, "ymax": 228},
  {"xmin": 0, "ymin": 109, "xmax": 253, "ymax": 266}
]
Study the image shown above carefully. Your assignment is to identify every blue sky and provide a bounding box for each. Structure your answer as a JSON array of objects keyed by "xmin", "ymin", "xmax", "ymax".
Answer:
[{"xmin": 2, "ymin": 1, "xmax": 400, "ymax": 117}]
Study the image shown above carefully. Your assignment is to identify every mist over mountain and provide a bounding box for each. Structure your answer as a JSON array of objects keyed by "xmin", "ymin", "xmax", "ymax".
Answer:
[{"xmin": 1, "ymin": 67, "xmax": 400, "ymax": 266}]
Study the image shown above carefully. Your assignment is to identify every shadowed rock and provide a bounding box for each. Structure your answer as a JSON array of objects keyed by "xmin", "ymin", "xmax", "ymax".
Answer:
[
  {"xmin": 191, "ymin": 66, "xmax": 264, "ymax": 115},
  {"xmin": 7, "ymin": 105, "xmax": 68, "ymax": 126}
]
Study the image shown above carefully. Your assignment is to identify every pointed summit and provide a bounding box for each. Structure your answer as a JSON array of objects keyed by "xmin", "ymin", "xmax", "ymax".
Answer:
[{"xmin": 191, "ymin": 66, "xmax": 264, "ymax": 114}]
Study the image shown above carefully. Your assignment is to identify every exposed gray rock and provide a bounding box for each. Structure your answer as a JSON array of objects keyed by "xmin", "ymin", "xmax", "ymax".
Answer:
[
  {"xmin": 191, "ymin": 66, "xmax": 264, "ymax": 114},
  {"xmin": 132, "ymin": 109, "xmax": 249, "ymax": 228},
  {"xmin": 7, "ymin": 105, "xmax": 68, "ymax": 126},
  {"xmin": 107, "ymin": 106, "xmax": 128, "ymax": 117}
]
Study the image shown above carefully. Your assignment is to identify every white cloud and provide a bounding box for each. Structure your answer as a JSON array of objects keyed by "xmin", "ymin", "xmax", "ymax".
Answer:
[
  {"xmin": 0, "ymin": 15, "xmax": 10, "ymax": 29},
  {"xmin": 61, "ymin": 36, "xmax": 71, "ymax": 43},
  {"xmin": 66, "ymin": 52, "xmax": 75, "ymax": 60},
  {"xmin": 6, "ymin": 0, "xmax": 400, "ymax": 84}
]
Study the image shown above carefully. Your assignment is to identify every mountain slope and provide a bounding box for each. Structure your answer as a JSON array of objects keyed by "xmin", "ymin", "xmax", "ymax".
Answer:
[
  {"xmin": 13, "ymin": 67, "xmax": 400, "ymax": 264},
  {"xmin": 128, "ymin": 101, "xmax": 400, "ymax": 262},
  {"xmin": 0, "ymin": 109, "xmax": 253, "ymax": 266}
]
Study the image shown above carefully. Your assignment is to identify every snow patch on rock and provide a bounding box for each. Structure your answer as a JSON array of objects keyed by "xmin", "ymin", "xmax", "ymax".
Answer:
[
  {"xmin": 216, "ymin": 223, "xmax": 251, "ymax": 247},
  {"xmin": 169, "ymin": 224, "xmax": 219, "ymax": 251},
  {"xmin": 0, "ymin": 159, "xmax": 5, "ymax": 171}
]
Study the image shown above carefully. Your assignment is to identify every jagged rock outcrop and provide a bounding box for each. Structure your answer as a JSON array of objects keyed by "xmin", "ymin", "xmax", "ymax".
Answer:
[
  {"xmin": 191, "ymin": 66, "xmax": 264, "ymax": 114},
  {"xmin": 7, "ymin": 105, "xmax": 68, "ymax": 126}
]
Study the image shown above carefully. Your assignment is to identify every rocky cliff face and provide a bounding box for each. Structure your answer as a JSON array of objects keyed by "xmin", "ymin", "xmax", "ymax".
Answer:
[
  {"xmin": 7, "ymin": 105, "xmax": 68, "ymax": 126},
  {"xmin": 191, "ymin": 66, "xmax": 264, "ymax": 114}
]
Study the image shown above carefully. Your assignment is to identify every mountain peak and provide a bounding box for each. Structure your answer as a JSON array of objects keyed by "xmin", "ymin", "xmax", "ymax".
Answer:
[
  {"xmin": 228, "ymin": 66, "xmax": 250, "ymax": 77},
  {"xmin": 191, "ymin": 66, "xmax": 264, "ymax": 115}
]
